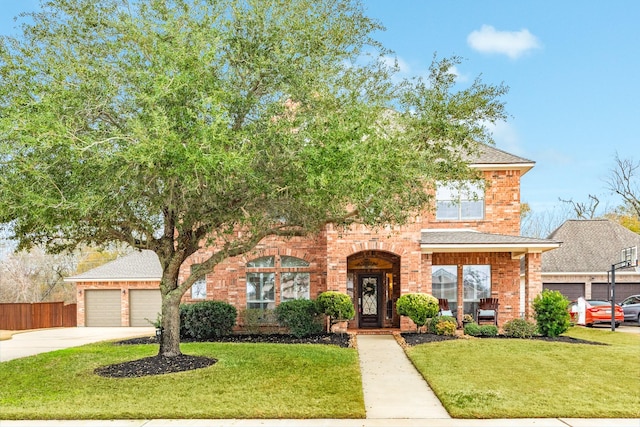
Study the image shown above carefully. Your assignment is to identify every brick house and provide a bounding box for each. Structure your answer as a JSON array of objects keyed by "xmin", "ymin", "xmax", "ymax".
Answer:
[
  {"xmin": 542, "ymin": 219, "xmax": 640, "ymax": 303},
  {"xmin": 66, "ymin": 144, "xmax": 560, "ymax": 330}
]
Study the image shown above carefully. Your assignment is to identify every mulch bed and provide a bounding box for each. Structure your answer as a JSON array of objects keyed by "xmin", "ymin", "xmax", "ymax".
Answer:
[
  {"xmin": 400, "ymin": 332, "xmax": 606, "ymax": 346},
  {"xmin": 97, "ymin": 332, "xmax": 601, "ymax": 378},
  {"xmin": 97, "ymin": 333, "xmax": 353, "ymax": 378}
]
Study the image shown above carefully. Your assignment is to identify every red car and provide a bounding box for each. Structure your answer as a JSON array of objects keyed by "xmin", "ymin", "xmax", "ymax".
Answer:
[{"xmin": 568, "ymin": 300, "xmax": 624, "ymax": 327}]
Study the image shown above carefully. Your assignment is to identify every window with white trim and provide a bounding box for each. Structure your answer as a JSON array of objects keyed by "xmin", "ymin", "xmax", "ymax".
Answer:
[
  {"xmin": 436, "ymin": 180, "xmax": 485, "ymax": 220},
  {"xmin": 463, "ymin": 265, "xmax": 491, "ymax": 314},
  {"xmin": 246, "ymin": 255, "xmax": 310, "ymax": 309}
]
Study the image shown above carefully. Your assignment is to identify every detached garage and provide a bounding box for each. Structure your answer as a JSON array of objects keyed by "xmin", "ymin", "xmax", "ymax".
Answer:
[{"xmin": 65, "ymin": 250, "xmax": 162, "ymax": 327}]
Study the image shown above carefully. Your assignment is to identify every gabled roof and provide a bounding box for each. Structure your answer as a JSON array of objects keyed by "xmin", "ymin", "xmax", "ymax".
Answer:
[
  {"xmin": 65, "ymin": 250, "xmax": 162, "ymax": 282},
  {"xmin": 466, "ymin": 144, "xmax": 535, "ymax": 174},
  {"xmin": 421, "ymin": 229, "xmax": 560, "ymax": 259},
  {"xmin": 542, "ymin": 219, "xmax": 640, "ymax": 273}
]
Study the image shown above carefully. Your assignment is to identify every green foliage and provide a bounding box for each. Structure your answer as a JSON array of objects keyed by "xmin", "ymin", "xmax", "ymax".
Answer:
[
  {"xmin": 503, "ymin": 318, "xmax": 537, "ymax": 338},
  {"xmin": 533, "ymin": 290, "xmax": 571, "ymax": 337},
  {"xmin": 240, "ymin": 308, "xmax": 278, "ymax": 334},
  {"xmin": 434, "ymin": 316, "xmax": 457, "ymax": 336},
  {"xmin": 316, "ymin": 291, "xmax": 355, "ymax": 327},
  {"xmin": 274, "ymin": 299, "xmax": 323, "ymax": 338},
  {"xmin": 396, "ymin": 293, "xmax": 439, "ymax": 331},
  {"xmin": 463, "ymin": 322, "xmax": 481, "ymax": 336},
  {"xmin": 478, "ymin": 325, "xmax": 498, "ymax": 337},
  {"xmin": 0, "ymin": 0, "xmax": 510, "ymax": 356},
  {"xmin": 180, "ymin": 301, "xmax": 237, "ymax": 340}
]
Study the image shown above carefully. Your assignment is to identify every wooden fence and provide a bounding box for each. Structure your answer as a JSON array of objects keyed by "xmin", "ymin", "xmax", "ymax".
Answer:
[{"xmin": 0, "ymin": 302, "xmax": 77, "ymax": 330}]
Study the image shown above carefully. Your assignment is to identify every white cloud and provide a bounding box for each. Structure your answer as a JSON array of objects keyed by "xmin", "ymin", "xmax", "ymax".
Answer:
[{"xmin": 467, "ymin": 25, "xmax": 541, "ymax": 59}]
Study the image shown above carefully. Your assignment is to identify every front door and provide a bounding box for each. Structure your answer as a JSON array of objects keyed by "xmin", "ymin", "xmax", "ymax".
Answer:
[{"xmin": 359, "ymin": 274, "xmax": 382, "ymax": 328}]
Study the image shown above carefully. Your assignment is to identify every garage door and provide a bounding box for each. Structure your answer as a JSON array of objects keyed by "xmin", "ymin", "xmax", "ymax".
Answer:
[
  {"xmin": 592, "ymin": 282, "xmax": 640, "ymax": 303},
  {"xmin": 543, "ymin": 283, "xmax": 584, "ymax": 302},
  {"xmin": 129, "ymin": 289, "xmax": 162, "ymax": 327},
  {"xmin": 85, "ymin": 290, "xmax": 121, "ymax": 327}
]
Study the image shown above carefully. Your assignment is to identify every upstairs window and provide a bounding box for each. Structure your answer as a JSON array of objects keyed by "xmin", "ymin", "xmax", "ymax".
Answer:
[{"xmin": 436, "ymin": 181, "xmax": 484, "ymax": 220}]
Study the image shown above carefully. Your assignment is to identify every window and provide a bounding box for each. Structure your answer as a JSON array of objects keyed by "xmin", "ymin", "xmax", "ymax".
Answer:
[
  {"xmin": 436, "ymin": 180, "xmax": 484, "ymax": 220},
  {"xmin": 463, "ymin": 265, "xmax": 491, "ymax": 314},
  {"xmin": 432, "ymin": 265, "xmax": 458, "ymax": 315},
  {"xmin": 246, "ymin": 255, "xmax": 310, "ymax": 308},
  {"xmin": 190, "ymin": 264, "xmax": 207, "ymax": 299}
]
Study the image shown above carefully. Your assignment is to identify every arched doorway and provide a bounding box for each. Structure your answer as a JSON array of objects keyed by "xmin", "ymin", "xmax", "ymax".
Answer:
[{"xmin": 347, "ymin": 251, "xmax": 401, "ymax": 329}]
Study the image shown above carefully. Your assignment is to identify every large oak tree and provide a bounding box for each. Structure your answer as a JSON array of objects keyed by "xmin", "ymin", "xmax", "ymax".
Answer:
[{"xmin": 0, "ymin": 0, "xmax": 507, "ymax": 357}]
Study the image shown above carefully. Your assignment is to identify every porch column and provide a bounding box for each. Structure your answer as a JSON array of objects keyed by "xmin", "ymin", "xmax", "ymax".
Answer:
[{"xmin": 524, "ymin": 252, "xmax": 542, "ymax": 319}]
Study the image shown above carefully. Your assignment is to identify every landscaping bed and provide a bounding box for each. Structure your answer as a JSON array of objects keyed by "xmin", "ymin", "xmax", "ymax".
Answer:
[
  {"xmin": 105, "ymin": 333, "xmax": 354, "ymax": 378},
  {"xmin": 400, "ymin": 332, "xmax": 605, "ymax": 346}
]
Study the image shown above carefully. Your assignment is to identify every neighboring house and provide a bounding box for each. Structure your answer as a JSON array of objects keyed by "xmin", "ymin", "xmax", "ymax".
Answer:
[
  {"xmin": 65, "ymin": 144, "xmax": 561, "ymax": 330},
  {"xmin": 542, "ymin": 219, "xmax": 640, "ymax": 303}
]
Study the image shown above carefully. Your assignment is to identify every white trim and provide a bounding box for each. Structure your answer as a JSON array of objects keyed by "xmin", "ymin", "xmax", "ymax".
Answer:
[{"xmin": 64, "ymin": 276, "xmax": 161, "ymax": 282}]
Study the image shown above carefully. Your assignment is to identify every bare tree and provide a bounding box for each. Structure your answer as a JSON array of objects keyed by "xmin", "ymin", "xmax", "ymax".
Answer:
[
  {"xmin": 606, "ymin": 154, "xmax": 640, "ymax": 220},
  {"xmin": 0, "ymin": 247, "xmax": 78, "ymax": 303},
  {"xmin": 521, "ymin": 204, "xmax": 574, "ymax": 238},
  {"xmin": 559, "ymin": 194, "xmax": 600, "ymax": 219}
]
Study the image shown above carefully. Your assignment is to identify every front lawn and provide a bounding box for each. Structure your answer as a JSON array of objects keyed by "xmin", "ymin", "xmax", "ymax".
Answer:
[
  {"xmin": 405, "ymin": 327, "xmax": 640, "ymax": 418},
  {"xmin": 0, "ymin": 341, "xmax": 364, "ymax": 420}
]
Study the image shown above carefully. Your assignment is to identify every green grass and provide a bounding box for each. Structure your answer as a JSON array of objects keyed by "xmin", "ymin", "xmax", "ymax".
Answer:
[
  {"xmin": 0, "ymin": 342, "xmax": 365, "ymax": 420},
  {"xmin": 405, "ymin": 327, "xmax": 640, "ymax": 418}
]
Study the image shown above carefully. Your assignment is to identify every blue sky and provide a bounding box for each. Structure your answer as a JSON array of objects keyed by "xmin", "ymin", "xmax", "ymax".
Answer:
[{"xmin": 1, "ymin": 0, "xmax": 638, "ymax": 216}]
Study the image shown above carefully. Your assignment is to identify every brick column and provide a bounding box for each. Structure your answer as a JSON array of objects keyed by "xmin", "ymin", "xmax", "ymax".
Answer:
[{"xmin": 524, "ymin": 253, "xmax": 542, "ymax": 319}]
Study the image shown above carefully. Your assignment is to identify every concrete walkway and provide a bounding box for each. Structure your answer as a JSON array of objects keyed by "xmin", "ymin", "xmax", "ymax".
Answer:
[
  {"xmin": 1, "ymin": 327, "xmax": 639, "ymax": 426},
  {"xmin": 357, "ymin": 334, "xmax": 450, "ymax": 419}
]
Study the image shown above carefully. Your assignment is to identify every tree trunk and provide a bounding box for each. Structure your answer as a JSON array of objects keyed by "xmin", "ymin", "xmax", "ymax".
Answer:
[
  {"xmin": 158, "ymin": 264, "xmax": 184, "ymax": 357},
  {"xmin": 159, "ymin": 290, "xmax": 183, "ymax": 357}
]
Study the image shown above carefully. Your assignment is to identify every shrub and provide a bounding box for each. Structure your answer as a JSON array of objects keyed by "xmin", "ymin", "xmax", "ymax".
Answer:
[
  {"xmin": 396, "ymin": 293, "xmax": 439, "ymax": 332},
  {"xmin": 180, "ymin": 300, "xmax": 237, "ymax": 340},
  {"xmin": 434, "ymin": 316, "xmax": 457, "ymax": 336},
  {"xmin": 503, "ymin": 318, "xmax": 537, "ymax": 338},
  {"xmin": 479, "ymin": 324, "xmax": 498, "ymax": 337},
  {"xmin": 240, "ymin": 308, "xmax": 277, "ymax": 334},
  {"xmin": 274, "ymin": 299, "xmax": 323, "ymax": 338},
  {"xmin": 316, "ymin": 291, "xmax": 355, "ymax": 331},
  {"xmin": 533, "ymin": 289, "xmax": 571, "ymax": 337},
  {"xmin": 464, "ymin": 322, "xmax": 481, "ymax": 336}
]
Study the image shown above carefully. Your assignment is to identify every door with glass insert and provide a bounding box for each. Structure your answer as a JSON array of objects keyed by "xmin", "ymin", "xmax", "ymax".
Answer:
[{"xmin": 359, "ymin": 274, "xmax": 381, "ymax": 328}]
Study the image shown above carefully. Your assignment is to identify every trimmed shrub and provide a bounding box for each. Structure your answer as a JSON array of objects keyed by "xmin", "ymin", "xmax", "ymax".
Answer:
[
  {"xmin": 316, "ymin": 291, "xmax": 355, "ymax": 331},
  {"xmin": 503, "ymin": 318, "xmax": 537, "ymax": 338},
  {"xmin": 180, "ymin": 300, "xmax": 237, "ymax": 340},
  {"xmin": 274, "ymin": 299, "xmax": 323, "ymax": 338},
  {"xmin": 533, "ymin": 289, "xmax": 571, "ymax": 337},
  {"xmin": 479, "ymin": 324, "xmax": 498, "ymax": 337},
  {"xmin": 396, "ymin": 293, "xmax": 439, "ymax": 332},
  {"xmin": 434, "ymin": 316, "xmax": 457, "ymax": 336},
  {"xmin": 240, "ymin": 308, "xmax": 277, "ymax": 334},
  {"xmin": 464, "ymin": 321, "xmax": 481, "ymax": 336}
]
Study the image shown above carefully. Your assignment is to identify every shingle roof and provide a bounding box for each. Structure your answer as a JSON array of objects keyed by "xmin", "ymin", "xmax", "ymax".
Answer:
[
  {"xmin": 542, "ymin": 219, "xmax": 640, "ymax": 272},
  {"xmin": 421, "ymin": 229, "xmax": 560, "ymax": 254},
  {"xmin": 65, "ymin": 250, "xmax": 162, "ymax": 282},
  {"xmin": 466, "ymin": 144, "xmax": 535, "ymax": 167}
]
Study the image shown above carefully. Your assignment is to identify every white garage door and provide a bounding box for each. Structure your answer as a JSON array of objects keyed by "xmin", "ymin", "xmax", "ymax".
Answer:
[
  {"xmin": 129, "ymin": 289, "xmax": 162, "ymax": 327},
  {"xmin": 85, "ymin": 290, "xmax": 121, "ymax": 327}
]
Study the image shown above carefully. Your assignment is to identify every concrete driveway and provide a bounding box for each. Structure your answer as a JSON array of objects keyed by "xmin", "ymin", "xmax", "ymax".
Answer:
[{"xmin": 0, "ymin": 327, "xmax": 154, "ymax": 362}]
